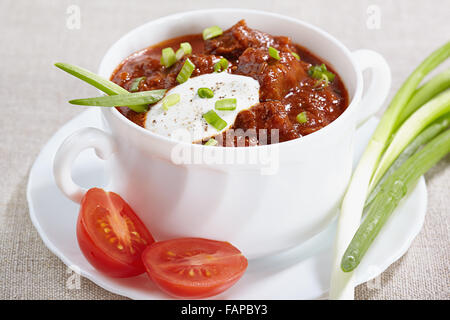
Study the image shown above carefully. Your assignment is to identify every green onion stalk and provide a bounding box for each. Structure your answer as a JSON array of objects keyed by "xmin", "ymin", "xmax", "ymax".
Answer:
[
  {"xmin": 369, "ymin": 90, "xmax": 450, "ymax": 191},
  {"xmin": 329, "ymin": 42, "xmax": 450, "ymax": 300},
  {"xmin": 395, "ymin": 68, "xmax": 450, "ymax": 128},
  {"xmin": 365, "ymin": 113, "xmax": 450, "ymax": 207},
  {"xmin": 342, "ymin": 128, "xmax": 450, "ymax": 272}
]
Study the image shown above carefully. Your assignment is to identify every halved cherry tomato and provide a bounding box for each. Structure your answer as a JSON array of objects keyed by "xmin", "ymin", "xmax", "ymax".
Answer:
[
  {"xmin": 141, "ymin": 238, "xmax": 248, "ymax": 298},
  {"xmin": 77, "ymin": 188, "xmax": 155, "ymax": 277}
]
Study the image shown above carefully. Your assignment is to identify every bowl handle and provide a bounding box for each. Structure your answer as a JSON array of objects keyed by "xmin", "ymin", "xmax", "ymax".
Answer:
[
  {"xmin": 352, "ymin": 49, "xmax": 391, "ymax": 125},
  {"xmin": 53, "ymin": 127, "xmax": 116, "ymax": 203}
]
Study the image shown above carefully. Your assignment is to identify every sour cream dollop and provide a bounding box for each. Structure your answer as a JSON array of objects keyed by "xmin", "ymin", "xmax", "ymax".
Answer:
[{"xmin": 145, "ymin": 72, "xmax": 260, "ymax": 143}]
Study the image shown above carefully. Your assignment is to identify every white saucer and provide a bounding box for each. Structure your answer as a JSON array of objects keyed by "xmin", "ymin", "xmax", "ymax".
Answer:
[{"xmin": 27, "ymin": 108, "xmax": 427, "ymax": 299}]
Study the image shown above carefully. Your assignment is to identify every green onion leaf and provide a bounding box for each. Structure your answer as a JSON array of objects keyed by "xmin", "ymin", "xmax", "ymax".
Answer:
[
  {"xmin": 69, "ymin": 89, "xmax": 167, "ymax": 107},
  {"xmin": 176, "ymin": 58, "xmax": 195, "ymax": 84},
  {"xmin": 308, "ymin": 64, "xmax": 335, "ymax": 83},
  {"xmin": 198, "ymin": 87, "xmax": 214, "ymax": 99},
  {"xmin": 54, "ymin": 62, "xmax": 129, "ymax": 96},
  {"xmin": 268, "ymin": 47, "xmax": 281, "ymax": 60},
  {"xmin": 54, "ymin": 62, "xmax": 149, "ymax": 113},
  {"xmin": 291, "ymin": 51, "xmax": 300, "ymax": 60},
  {"xmin": 205, "ymin": 138, "xmax": 218, "ymax": 146},
  {"xmin": 365, "ymin": 114, "xmax": 450, "ymax": 208},
  {"xmin": 213, "ymin": 58, "xmax": 229, "ymax": 73},
  {"xmin": 129, "ymin": 76, "xmax": 146, "ymax": 92},
  {"xmin": 175, "ymin": 42, "xmax": 192, "ymax": 60},
  {"xmin": 296, "ymin": 112, "xmax": 308, "ymax": 123},
  {"xmin": 203, "ymin": 110, "xmax": 227, "ymax": 131},
  {"xmin": 330, "ymin": 41, "xmax": 450, "ymax": 300},
  {"xmin": 215, "ymin": 98, "xmax": 236, "ymax": 111},
  {"xmin": 160, "ymin": 47, "xmax": 176, "ymax": 68},
  {"xmin": 162, "ymin": 93, "xmax": 181, "ymax": 111},
  {"xmin": 341, "ymin": 128, "xmax": 450, "ymax": 272},
  {"xmin": 395, "ymin": 68, "xmax": 450, "ymax": 129},
  {"xmin": 202, "ymin": 26, "xmax": 223, "ymax": 40}
]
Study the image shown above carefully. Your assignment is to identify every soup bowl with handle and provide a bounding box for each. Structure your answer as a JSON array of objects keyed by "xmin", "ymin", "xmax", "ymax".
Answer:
[{"xmin": 53, "ymin": 9, "xmax": 391, "ymax": 259}]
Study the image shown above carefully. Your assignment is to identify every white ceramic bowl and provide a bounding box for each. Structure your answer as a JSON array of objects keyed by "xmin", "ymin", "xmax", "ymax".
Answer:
[{"xmin": 53, "ymin": 9, "xmax": 391, "ymax": 259}]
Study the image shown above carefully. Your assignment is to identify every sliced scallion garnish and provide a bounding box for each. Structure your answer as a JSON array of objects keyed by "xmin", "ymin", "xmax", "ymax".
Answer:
[
  {"xmin": 369, "ymin": 89, "xmax": 450, "ymax": 190},
  {"xmin": 68, "ymin": 89, "xmax": 167, "ymax": 107},
  {"xmin": 176, "ymin": 42, "xmax": 192, "ymax": 60},
  {"xmin": 203, "ymin": 110, "xmax": 227, "ymax": 131},
  {"xmin": 54, "ymin": 62, "xmax": 149, "ymax": 113},
  {"xmin": 314, "ymin": 74, "xmax": 329, "ymax": 87},
  {"xmin": 291, "ymin": 51, "xmax": 300, "ymax": 60},
  {"xmin": 54, "ymin": 62, "xmax": 129, "ymax": 96},
  {"xmin": 268, "ymin": 46, "xmax": 281, "ymax": 60},
  {"xmin": 162, "ymin": 93, "xmax": 181, "ymax": 111},
  {"xmin": 202, "ymin": 26, "xmax": 223, "ymax": 40},
  {"xmin": 198, "ymin": 87, "xmax": 214, "ymax": 99},
  {"xmin": 308, "ymin": 64, "xmax": 335, "ymax": 86},
  {"xmin": 215, "ymin": 98, "xmax": 237, "ymax": 111},
  {"xmin": 129, "ymin": 76, "xmax": 146, "ymax": 92},
  {"xmin": 205, "ymin": 138, "xmax": 218, "ymax": 146},
  {"xmin": 176, "ymin": 58, "xmax": 195, "ymax": 84},
  {"xmin": 213, "ymin": 58, "xmax": 229, "ymax": 73},
  {"xmin": 160, "ymin": 47, "xmax": 177, "ymax": 68},
  {"xmin": 296, "ymin": 112, "xmax": 308, "ymax": 123}
]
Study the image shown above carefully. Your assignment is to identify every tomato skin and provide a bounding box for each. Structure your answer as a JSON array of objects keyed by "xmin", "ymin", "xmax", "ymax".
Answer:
[
  {"xmin": 142, "ymin": 238, "xmax": 248, "ymax": 299},
  {"xmin": 77, "ymin": 188, "xmax": 155, "ymax": 278}
]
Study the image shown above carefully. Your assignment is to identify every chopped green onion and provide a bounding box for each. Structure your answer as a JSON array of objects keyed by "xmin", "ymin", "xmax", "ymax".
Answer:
[
  {"xmin": 203, "ymin": 110, "xmax": 227, "ymax": 131},
  {"xmin": 198, "ymin": 87, "xmax": 214, "ymax": 99},
  {"xmin": 213, "ymin": 58, "xmax": 229, "ymax": 73},
  {"xmin": 176, "ymin": 58, "xmax": 195, "ymax": 84},
  {"xmin": 54, "ymin": 62, "xmax": 149, "ymax": 113},
  {"xmin": 296, "ymin": 112, "xmax": 308, "ymax": 123},
  {"xmin": 314, "ymin": 74, "xmax": 330, "ymax": 87},
  {"xmin": 205, "ymin": 138, "xmax": 218, "ymax": 146},
  {"xmin": 162, "ymin": 93, "xmax": 181, "ymax": 111},
  {"xmin": 202, "ymin": 26, "xmax": 223, "ymax": 40},
  {"xmin": 341, "ymin": 128, "xmax": 450, "ymax": 272},
  {"xmin": 68, "ymin": 89, "xmax": 167, "ymax": 107},
  {"xmin": 180, "ymin": 42, "xmax": 192, "ymax": 54},
  {"xmin": 215, "ymin": 98, "xmax": 236, "ymax": 111},
  {"xmin": 129, "ymin": 77, "xmax": 146, "ymax": 92},
  {"xmin": 175, "ymin": 42, "xmax": 192, "ymax": 60},
  {"xmin": 268, "ymin": 47, "xmax": 281, "ymax": 60},
  {"xmin": 308, "ymin": 64, "xmax": 335, "ymax": 83},
  {"xmin": 160, "ymin": 47, "xmax": 176, "ymax": 68},
  {"xmin": 290, "ymin": 51, "xmax": 300, "ymax": 60}
]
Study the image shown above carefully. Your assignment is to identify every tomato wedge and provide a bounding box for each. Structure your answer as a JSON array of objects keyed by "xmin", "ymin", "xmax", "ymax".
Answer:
[
  {"xmin": 77, "ymin": 188, "xmax": 155, "ymax": 277},
  {"xmin": 142, "ymin": 238, "xmax": 248, "ymax": 298}
]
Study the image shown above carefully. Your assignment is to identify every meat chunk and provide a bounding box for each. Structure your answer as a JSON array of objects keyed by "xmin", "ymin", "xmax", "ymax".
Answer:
[
  {"xmin": 164, "ymin": 54, "xmax": 224, "ymax": 87},
  {"xmin": 233, "ymin": 101, "xmax": 300, "ymax": 144},
  {"xmin": 205, "ymin": 20, "xmax": 279, "ymax": 60},
  {"xmin": 235, "ymin": 47, "xmax": 308, "ymax": 101}
]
